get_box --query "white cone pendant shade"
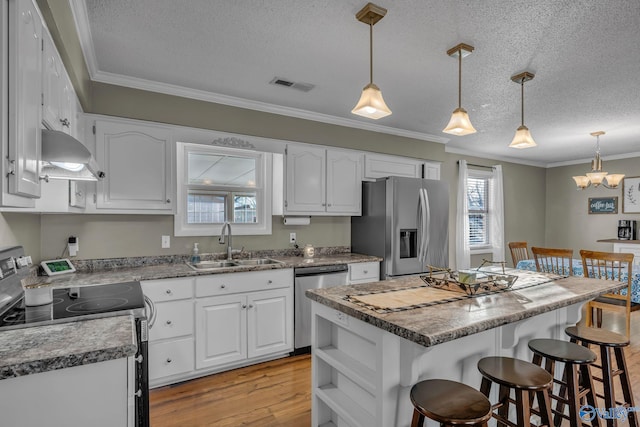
[509,72,537,149]
[572,176,590,189]
[443,108,476,136]
[352,83,392,119]
[509,125,537,149]
[604,174,625,188]
[443,43,476,136]
[351,3,391,120]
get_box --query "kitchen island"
[305,268,627,427]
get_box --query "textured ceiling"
[74,0,640,166]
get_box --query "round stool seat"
[410,379,492,425]
[478,357,552,390]
[528,338,597,364]
[565,325,629,347]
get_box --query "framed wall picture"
[588,197,618,214]
[622,176,640,213]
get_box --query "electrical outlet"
[335,310,349,326]
[161,235,170,248]
[289,232,296,243]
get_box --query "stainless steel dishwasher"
[294,264,349,353]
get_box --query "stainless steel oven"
[0,246,151,427]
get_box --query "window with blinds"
[467,176,489,246]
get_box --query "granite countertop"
[0,315,136,380]
[5,250,379,379]
[23,252,381,289]
[305,268,626,348]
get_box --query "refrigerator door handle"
[421,188,431,264]
[418,188,429,264]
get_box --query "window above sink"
[175,142,273,236]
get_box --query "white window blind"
[467,176,489,247]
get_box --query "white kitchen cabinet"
[195,268,293,371]
[612,242,640,266]
[0,358,131,427]
[141,277,195,387]
[363,153,441,181]
[285,144,361,215]
[94,119,174,211]
[6,0,43,200]
[348,261,380,285]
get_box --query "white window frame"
[174,142,272,236]
[467,169,493,254]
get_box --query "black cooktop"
[0,281,145,329]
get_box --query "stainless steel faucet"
[219,222,232,260]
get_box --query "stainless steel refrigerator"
[351,176,449,278]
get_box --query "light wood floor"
[150,311,640,427]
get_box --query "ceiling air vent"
[269,77,315,92]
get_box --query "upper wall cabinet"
[94,120,174,212]
[284,144,361,215]
[42,32,77,137]
[363,153,441,181]
[5,0,43,200]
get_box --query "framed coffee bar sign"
[588,197,618,214]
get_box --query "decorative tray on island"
[421,261,518,296]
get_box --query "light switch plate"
[161,235,170,248]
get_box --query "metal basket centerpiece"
[421,261,518,296]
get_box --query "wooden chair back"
[508,242,530,268]
[531,247,574,276]
[579,250,634,337]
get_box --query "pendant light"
[572,131,624,189]
[509,72,537,149]
[351,3,392,120]
[443,43,476,136]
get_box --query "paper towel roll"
[283,216,311,226]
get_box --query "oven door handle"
[144,295,157,329]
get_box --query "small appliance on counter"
[618,220,637,240]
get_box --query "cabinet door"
[59,73,75,135]
[423,161,441,180]
[363,153,423,179]
[195,295,246,369]
[95,120,173,210]
[7,0,43,198]
[247,288,292,359]
[326,150,362,214]
[41,31,62,130]
[285,144,326,213]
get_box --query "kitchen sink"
[187,260,238,271]
[186,258,283,271]
[233,258,283,266]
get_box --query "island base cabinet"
[311,300,584,427]
[0,358,130,427]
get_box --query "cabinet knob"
[221,284,226,289]
[242,304,247,309]
[267,280,273,284]
[322,203,326,206]
[166,358,172,364]
[166,320,172,326]
[248,304,254,309]
[60,118,70,128]
[165,289,172,295]
[328,204,332,207]
[166,199,171,203]
[363,270,368,274]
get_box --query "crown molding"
[444,145,547,168]
[68,0,98,77]
[547,151,640,168]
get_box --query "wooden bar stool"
[528,338,599,427]
[565,326,639,427]
[478,356,554,427]
[410,379,492,426]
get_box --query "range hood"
[40,129,105,181]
